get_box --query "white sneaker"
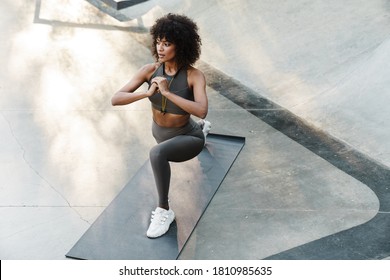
[198,119,211,141]
[146,207,175,238]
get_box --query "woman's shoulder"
[139,62,161,80]
[187,66,205,81]
[140,62,161,74]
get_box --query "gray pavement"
[0,0,388,259]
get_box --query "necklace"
[161,65,180,114]
[161,77,174,114]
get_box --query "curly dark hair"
[150,13,202,68]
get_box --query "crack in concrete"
[0,112,91,225]
[0,212,81,240]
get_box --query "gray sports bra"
[148,63,194,115]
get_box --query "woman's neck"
[164,62,179,76]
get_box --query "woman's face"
[156,37,176,63]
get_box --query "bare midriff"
[152,107,190,127]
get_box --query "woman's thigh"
[152,134,204,162]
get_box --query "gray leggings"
[150,118,205,206]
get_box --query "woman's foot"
[198,119,211,144]
[146,207,175,238]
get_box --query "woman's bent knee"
[149,146,163,165]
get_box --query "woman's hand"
[146,82,159,97]
[151,77,170,96]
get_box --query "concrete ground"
[0,0,389,259]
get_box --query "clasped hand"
[148,77,170,97]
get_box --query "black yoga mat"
[66,133,245,260]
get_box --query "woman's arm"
[151,68,208,118]
[111,64,158,106]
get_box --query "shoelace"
[150,211,169,225]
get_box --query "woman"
[111,13,211,238]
